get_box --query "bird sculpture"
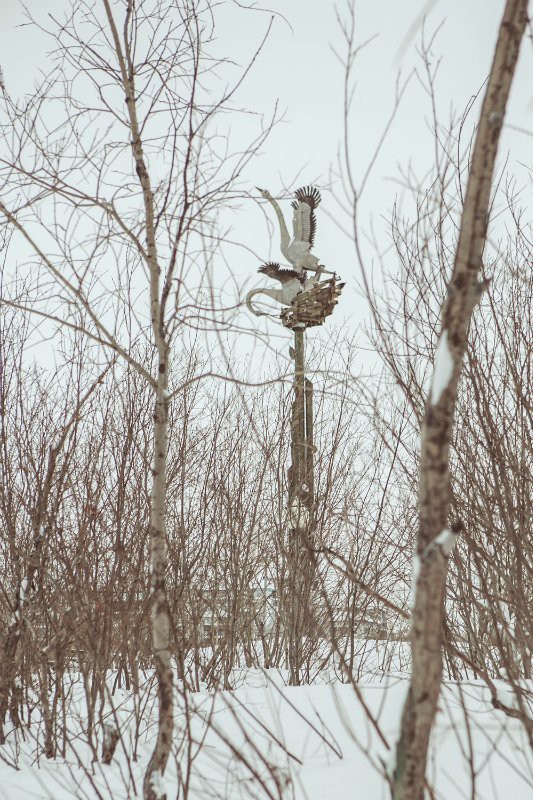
[246,262,319,318]
[256,186,322,274]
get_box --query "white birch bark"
[102,4,174,795]
[391,2,529,797]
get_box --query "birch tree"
[0,1,272,796]
[336,0,528,794]
[390,1,529,797]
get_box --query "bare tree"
[334,0,529,796]
[0,1,273,795]
[391,3,528,797]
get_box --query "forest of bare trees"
[0,1,531,799]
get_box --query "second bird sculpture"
[246,262,318,317]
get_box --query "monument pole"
[287,323,315,684]
[247,186,344,685]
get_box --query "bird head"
[256,187,272,200]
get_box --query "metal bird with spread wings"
[256,186,322,274]
[246,262,313,317]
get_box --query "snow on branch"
[419,529,458,564]
[19,577,29,605]
[149,770,166,799]
[434,528,458,557]
[430,330,454,405]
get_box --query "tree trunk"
[144,371,173,800]
[391,1,528,797]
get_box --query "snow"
[149,770,166,799]
[430,330,454,405]
[1,668,532,800]
[289,499,310,528]
[434,528,458,557]
[19,578,29,605]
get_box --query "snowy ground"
[1,666,532,799]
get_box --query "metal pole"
[304,378,315,507]
[287,325,315,685]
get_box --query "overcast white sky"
[1,0,531,380]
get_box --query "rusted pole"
[304,378,315,505]
[287,325,316,685]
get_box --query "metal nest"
[280,276,345,330]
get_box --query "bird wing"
[258,263,302,283]
[291,186,321,248]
